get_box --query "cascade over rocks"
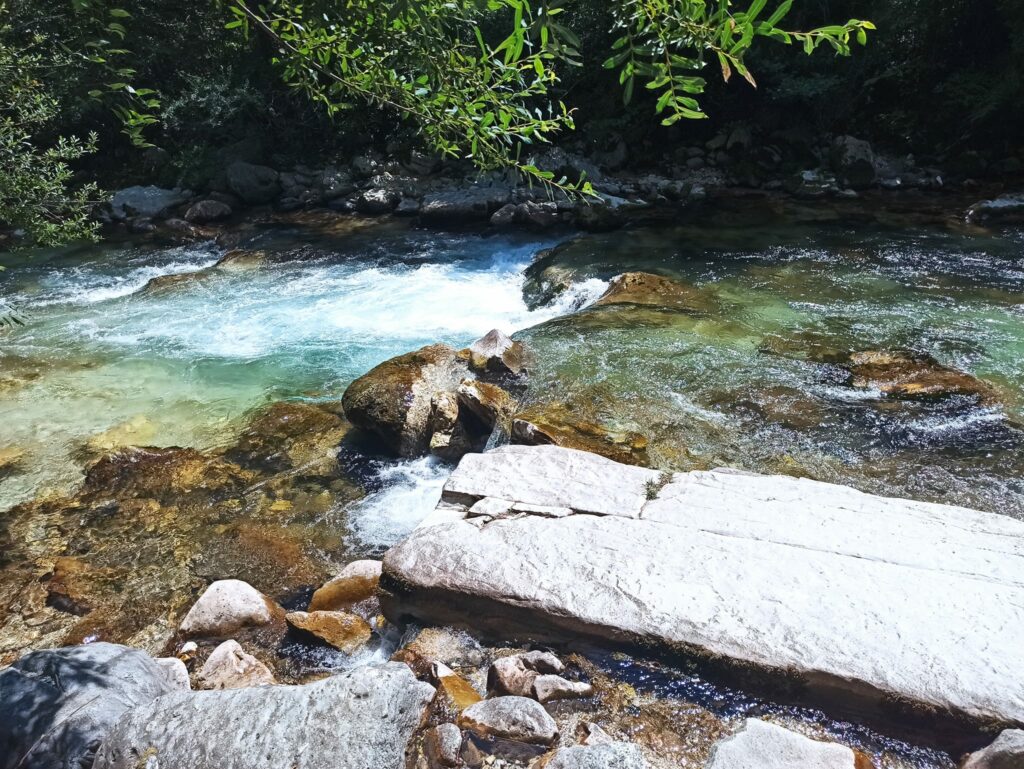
[382,444,1024,733]
[706,719,866,769]
[0,643,186,769]
[92,663,435,769]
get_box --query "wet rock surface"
[511,402,650,467]
[961,730,1024,769]
[593,272,719,315]
[308,559,382,613]
[93,663,435,769]
[285,610,372,652]
[0,643,184,769]
[837,351,997,403]
[383,445,1024,732]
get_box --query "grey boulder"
[0,642,185,769]
[184,199,232,224]
[93,662,434,769]
[110,186,190,221]
[706,719,858,769]
[457,696,558,745]
[420,187,511,224]
[541,742,650,769]
[226,161,281,205]
[962,730,1024,769]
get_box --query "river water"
[1,199,1020,767]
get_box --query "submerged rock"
[511,402,650,466]
[540,742,650,769]
[457,696,558,746]
[93,663,435,769]
[342,343,468,456]
[706,719,863,769]
[392,626,485,678]
[840,350,996,403]
[196,639,276,690]
[593,272,718,315]
[308,559,382,613]
[961,729,1024,769]
[0,643,184,769]
[179,579,280,639]
[383,445,1024,731]
[285,610,372,652]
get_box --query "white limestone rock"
[93,663,435,769]
[457,696,558,745]
[542,742,650,769]
[706,720,857,769]
[383,445,1024,729]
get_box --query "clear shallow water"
[518,197,1024,516]
[0,219,599,509]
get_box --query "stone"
[343,344,468,456]
[184,199,232,224]
[285,610,372,652]
[707,719,858,769]
[966,194,1024,224]
[961,730,1024,769]
[391,626,485,677]
[540,742,650,769]
[424,723,464,768]
[93,663,435,769]
[488,651,565,696]
[110,186,189,220]
[441,444,661,517]
[430,391,462,434]
[511,403,650,467]
[0,643,182,769]
[830,136,877,189]
[382,445,1024,730]
[420,187,511,224]
[308,560,382,612]
[457,696,558,746]
[593,272,718,315]
[0,445,24,473]
[226,161,281,205]
[196,639,276,690]
[532,674,594,704]
[840,350,996,403]
[457,379,515,429]
[356,187,400,214]
[155,657,192,691]
[178,579,279,638]
[468,329,526,376]
[785,169,839,199]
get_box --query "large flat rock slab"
[382,446,1024,732]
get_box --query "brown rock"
[594,272,718,314]
[308,560,382,613]
[228,401,350,475]
[468,329,526,376]
[511,403,649,467]
[0,446,24,474]
[286,610,372,652]
[842,351,996,402]
[342,344,469,456]
[432,662,483,718]
[457,379,515,429]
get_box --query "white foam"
[344,457,450,551]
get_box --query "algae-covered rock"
[593,272,718,315]
[840,350,996,403]
[512,402,650,467]
[342,344,469,456]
